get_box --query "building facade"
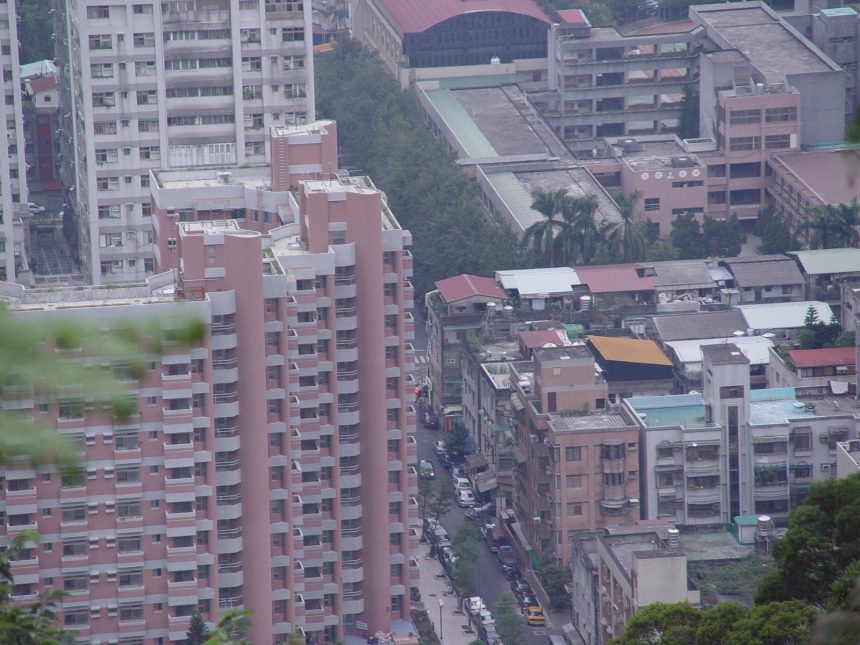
[0,0,32,284]
[0,123,418,644]
[52,0,315,285]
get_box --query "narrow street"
[416,426,548,645]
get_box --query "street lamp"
[438,597,444,642]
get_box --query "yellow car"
[524,605,545,626]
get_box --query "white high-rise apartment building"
[53,0,315,284]
[0,0,31,284]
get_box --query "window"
[793,431,812,451]
[644,198,660,212]
[566,474,582,488]
[603,472,624,486]
[62,504,86,523]
[119,570,143,587]
[600,443,624,460]
[133,32,155,48]
[566,502,583,516]
[117,501,142,519]
[729,136,760,152]
[282,27,304,41]
[91,63,114,79]
[720,385,744,399]
[118,535,142,553]
[89,34,112,50]
[64,609,88,627]
[87,6,110,19]
[565,446,582,461]
[120,603,144,622]
[765,134,791,150]
[63,539,87,557]
[765,106,796,123]
[729,109,760,125]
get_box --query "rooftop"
[618,139,701,172]
[693,3,837,83]
[666,335,773,367]
[372,0,550,35]
[519,329,568,349]
[20,59,56,80]
[270,119,335,139]
[179,220,259,236]
[557,9,590,26]
[723,255,804,288]
[435,273,507,304]
[789,248,860,276]
[820,7,858,17]
[738,300,833,331]
[496,267,581,296]
[748,388,816,425]
[549,412,635,434]
[787,346,856,369]
[153,165,272,190]
[627,393,716,429]
[575,264,654,294]
[647,260,715,290]
[773,150,860,207]
[587,335,672,367]
[513,167,622,226]
[481,361,514,390]
[651,309,749,342]
[678,530,754,562]
[702,342,750,366]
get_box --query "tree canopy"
[755,473,860,608]
[315,39,528,295]
[18,0,54,64]
[801,201,860,250]
[609,600,815,645]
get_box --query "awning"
[443,404,463,415]
[600,499,626,509]
[510,393,524,412]
[512,446,527,464]
[752,436,788,444]
[466,453,488,470]
[476,477,498,494]
[830,380,850,395]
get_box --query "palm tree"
[802,200,860,249]
[608,191,645,262]
[562,194,602,265]
[523,189,568,266]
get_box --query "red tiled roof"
[518,330,566,349]
[374,0,550,35]
[28,76,57,93]
[788,347,856,369]
[435,274,506,303]
[575,264,654,294]
[557,9,588,25]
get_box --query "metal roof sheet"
[587,335,672,366]
[496,267,581,296]
[373,0,550,35]
[789,248,860,276]
[738,300,833,331]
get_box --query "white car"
[457,489,475,507]
[27,202,45,214]
[465,596,486,615]
[433,440,447,456]
[453,476,472,492]
[477,608,495,626]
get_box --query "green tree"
[523,189,568,267]
[608,191,647,262]
[610,602,701,644]
[721,601,814,645]
[494,592,526,645]
[538,563,572,612]
[755,473,860,607]
[562,194,604,265]
[645,238,680,262]
[815,571,860,645]
[204,610,252,645]
[451,526,479,607]
[678,83,700,140]
[754,206,799,254]
[670,212,706,259]
[286,632,305,645]
[0,530,74,644]
[319,0,349,32]
[444,421,470,460]
[703,214,745,257]
[694,602,746,645]
[17,0,54,64]
[187,609,210,645]
[802,201,860,250]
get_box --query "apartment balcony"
[685,486,721,504]
[219,594,244,609]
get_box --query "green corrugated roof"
[484,171,543,232]
[821,7,857,17]
[789,248,860,275]
[422,88,497,159]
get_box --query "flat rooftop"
[549,412,634,433]
[180,219,259,236]
[678,530,754,562]
[627,394,715,429]
[773,150,860,207]
[153,165,272,190]
[694,3,836,82]
[513,167,622,226]
[482,361,514,390]
[748,388,816,426]
[616,139,701,172]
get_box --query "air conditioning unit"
[820,463,831,472]
[530,434,539,443]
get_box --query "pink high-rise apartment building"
[0,122,419,644]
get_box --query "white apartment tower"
[53,0,315,284]
[0,0,31,284]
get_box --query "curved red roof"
[374,0,550,35]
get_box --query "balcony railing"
[211,322,236,335]
[214,392,239,403]
[218,560,243,573]
[213,358,238,369]
[219,595,244,609]
[215,460,240,472]
[217,527,242,539]
[217,494,241,506]
[215,426,239,438]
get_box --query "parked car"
[466,596,486,616]
[486,526,508,553]
[419,460,435,479]
[477,609,495,627]
[422,409,440,429]
[433,440,447,457]
[481,623,502,645]
[524,606,545,626]
[497,544,515,566]
[26,202,45,214]
[453,476,472,492]
[456,489,476,507]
